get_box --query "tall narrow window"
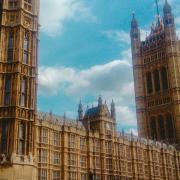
[19,122,25,155]
[0,121,9,154]
[41,128,48,144]
[20,77,27,107]
[7,31,14,62]
[146,72,153,94]
[53,171,60,180]
[23,33,29,64]
[9,0,18,8]
[153,69,160,92]
[53,132,60,146]
[39,169,48,180]
[53,151,60,164]
[166,114,174,139]
[161,67,168,90]
[69,134,75,149]
[150,117,157,140]
[80,137,86,151]
[158,115,165,140]
[24,0,32,4]
[80,155,86,167]
[4,76,11,105]
[40,149,48,163]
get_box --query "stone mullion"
[77,135,79,180]
[26,76,29,108]
[151,71,155,94]
[24,120,28,155]
[174,151,180,179]
[15,120,19,154]
[0,74,2,105]
[155,117,160,141]
[161,150,168,180]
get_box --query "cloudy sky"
[38,0,180,135]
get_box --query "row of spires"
[131,0,174,39]
[78,96,116,120]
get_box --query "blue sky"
[38,0,180,134]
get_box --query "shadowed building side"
[131,0,180,145]
[0,0,39,179]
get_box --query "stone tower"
[131,0,180,145]
[0,0,39,179]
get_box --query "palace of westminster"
[0,0,179,179]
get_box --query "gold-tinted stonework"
[0,0,179,180]
[131,1,180,145]
[35,104,180,180]
[0,0,39,179]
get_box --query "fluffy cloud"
[38,54,136,129]
[40,0,95,36]
[102,30,130,45]
[102,29,150,45]
[39,60,133,96]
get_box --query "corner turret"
[111,100,116,121]
[130,13,141,58]
[78,100,83,121]
[98,95,103,107]
[163,0,176,40]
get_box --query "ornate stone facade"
[0,0,39,179]
[0,0,179,180]
[131,0,180,145]
[36,101,180,180]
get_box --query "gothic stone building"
[0,0,179,180]
[131,0,180,145]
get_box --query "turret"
[163,0,176,40]
[130,13,140,56]
[111,100,116,121]
[98,96,103,107]
[78,100,83,121]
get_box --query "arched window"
[4,75,11,105]
[24,0,32,4]
[161,67,168,90]
[7,31,14,62]
[23,33,29,64]
[8,0,18,8]
[0,120,10,154]
[150,117,157,140]
[153,69,160,92]
[166,114,174,139]
[20,77,28,107]
[146,72,153,94]
[18,121,26,155]
[158,115,165,140]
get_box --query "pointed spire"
[154,0,162,27]
[131,12,138,29]
[163,0,172,14]
[163,0,174,28]
[98,95,103,107]
[78,99,83,121]
[63,112,66,121]
[111,100,116,120]
[155,0,160,17]
[130,12,140,41]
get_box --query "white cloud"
[177,29,180,38]
[38,48,136,128]
[126,128,138,136]
[40,0,95,36]
[175,16,180,27]
[39,59,133,96]
[102,29,150,44]
[102,30,130,44]
[116,105,137,127]
[140,29,150,41]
